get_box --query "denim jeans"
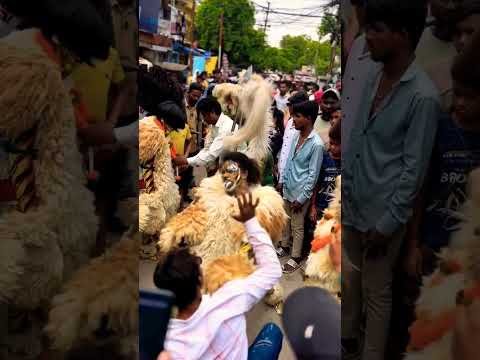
[248,323,283,360]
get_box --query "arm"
[184,138,192,157]
[187,126,227,167]
[297,143,324,205]
[376,98,439,236]
[210,217,282,314]
[107,82,129,126]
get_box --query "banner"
[205,57,218,75]
[192,56,206,81]
[139,0,161,34]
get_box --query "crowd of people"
[341,0,480,359]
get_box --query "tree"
[196,0,266,65]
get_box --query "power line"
[263,1,271,32]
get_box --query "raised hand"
[232,191,260,223]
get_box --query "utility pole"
[263,2,271,33]
[218,10,224,70]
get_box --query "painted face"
[220,160,243,194]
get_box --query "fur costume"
[45,229,140,360]
[158,173,287,303]
[404,168,480,360]
[304,176,341,299]
[212,74,274,162]
[0,31,97,358]
[138,116,180,236]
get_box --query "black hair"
[311,83,320,92]
[322,90,340,101]
[365,0,428,51]
[273,107,285,135]
[329,118,341,142]
[2,0,111,62]
[288,90,309,105]
[322,85,330,91]
[279,80,289,87]
[138,69,186,130]
[196,96,222,116]
[153,248,201,311]
[220,151,261,185]
[451,30,480,91]
[292,101,320,122]
[189,82,204,93]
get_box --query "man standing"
[274,80,290,112]
[185,83,203,155]
[341,1,440,359]
[173,97,237,169]
[277,101,324,274]
[277,91,309,183]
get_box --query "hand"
[78,122,115,146]
[403,246,423,279]
[329,237,341,272]
[291,201,302,213]
[453,301,480,360]
[365,229,389,258]
[173,155,188,167]
[157,351,171,360]
[232,192,260,223]
[309,207,318,223]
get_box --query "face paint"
[220,160,242,194]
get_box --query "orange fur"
[204,254,255,294]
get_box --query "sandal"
[282,258,301,274]
[276,247,289,258]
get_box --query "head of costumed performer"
[219,151,261,196]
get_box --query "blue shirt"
[282,130,324,205]
[343,61,440,236]
[421,113,480,251]
[315,151,341,212]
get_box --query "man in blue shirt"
[341,1,440,359]
[276,100,324,274]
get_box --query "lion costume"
[404,168,480,360]
[304,176,341,300]
[0,29,98,358]
[138,116,180,237]
[158,171,288,305]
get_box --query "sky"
[253,0,333,47]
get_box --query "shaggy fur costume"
[404,168,480,360]
[212,74,274,162]
[304,176,341,299]
[45,229,140,360]
[158,174,287,303]
[138,116,180,236]
[0,31,98,359]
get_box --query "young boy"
[277,100,324,273]
[309,119,342,224]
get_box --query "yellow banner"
[205,56,218,75]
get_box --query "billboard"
[139,0,162,34]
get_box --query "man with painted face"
[341,1,440,359]
[219,151,261,197]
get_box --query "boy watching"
[277,100,324,274]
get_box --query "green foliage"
[195,0,336,75]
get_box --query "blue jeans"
[248,323,283,360]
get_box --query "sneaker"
[276,247,289,258]
[282,258,301,274]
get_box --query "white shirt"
[187,113,237,167]
[341,34,376,156]
[274,93,289,112]
[278,118,298,180]
[164,218,282,360]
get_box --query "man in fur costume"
[159,151,288,308]
[304,176,342,300]
[403,168,480,360]
[43,228,140,360]
[0,0,111,357]
[211,72,274,163]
